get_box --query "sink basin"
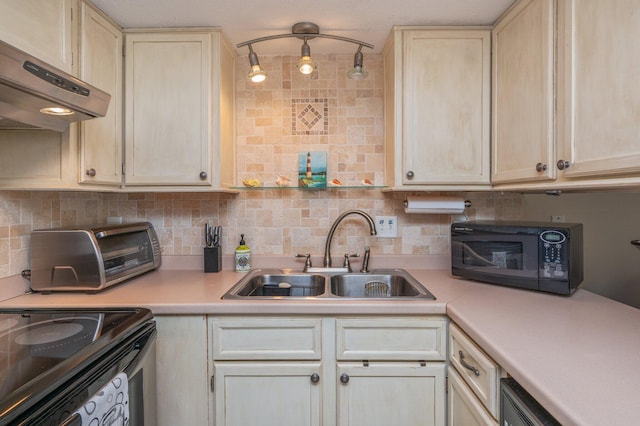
[221,268,436,301]
[330,270,436,299]
[222,270,325,299]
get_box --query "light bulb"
[40,107,74,116]
[298,56,316,75]
[248,64,267,83]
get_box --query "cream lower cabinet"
[337,362,445,426]
[448,369,496,426]
[214,362,323,426]
[335,317,447,426]
[448,323,501,426]
[211,316,447,426]
[212,317,323,426]
[383,27,491,190]
[155,315,210,426]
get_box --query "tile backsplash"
[0,190,522,278]
[0,53,523,279]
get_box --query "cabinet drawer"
[336,317,447,361]
[212,317,322,360]
[449,323,500,418]
[448,368,498,426]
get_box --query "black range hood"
[0,40,111,131]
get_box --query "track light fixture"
[247,44,267,83]
[346,45,368,80]
[297,37,317,75]
[237,22,374,83]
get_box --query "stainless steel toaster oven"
[29,222,161,292]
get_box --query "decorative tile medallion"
[292,98,329,135]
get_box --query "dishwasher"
[500,377,560,426]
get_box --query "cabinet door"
[448,368,497,426]
[336,362,445,426]
[214,362,322,426]
[79,4,122,185]
[125,32,212,186]
[0,0,75,72]
[155,315,210,426]
[402,30,490,186]
[558,0,640,179]
[492,0,555,184]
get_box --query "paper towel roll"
[403,196,469,214]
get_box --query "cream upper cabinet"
[491,0,555,184]
[0,128,78,189]
[383,27,491,190]
[124,30,235,189]
[78,3,122,186]
[557,0,640,180]
[0,0,76,73]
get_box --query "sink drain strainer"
[365,281,390,297]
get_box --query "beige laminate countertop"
[1,262,638,425]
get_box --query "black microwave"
[451,221,583,295]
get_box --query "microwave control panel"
[539,230,568,279]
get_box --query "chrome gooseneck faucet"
[323,209,377,268]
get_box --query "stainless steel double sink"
[221,268,436,300]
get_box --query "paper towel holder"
[402,198,472,208]
[402,196,472,215]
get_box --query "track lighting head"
[247,45,267,83]
[297,38,317,75]
[347,46,369,80]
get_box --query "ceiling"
[90,0,516,55]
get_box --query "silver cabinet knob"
[85,168,96,177]
[199,171,208,179]
[557,160,571,170]
[310,373,320,383]
[535,163,547,172]
[340,373,350,384]
[406,171,414,179]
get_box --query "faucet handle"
[343,253,360,272]
[296,253,312,272]
[360,246,371,273]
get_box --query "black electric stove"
[0,308,156,426]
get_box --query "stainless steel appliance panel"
[30,222,161,293]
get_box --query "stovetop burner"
[15,322,85,345]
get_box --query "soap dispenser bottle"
[234,234,251,272]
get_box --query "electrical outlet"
[551,215,566,223]
[107,216,123,224]
[375,216,398,238]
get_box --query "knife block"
[204,247,222,273]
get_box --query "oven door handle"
[124,328,157,376]
[59,413,82,426]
